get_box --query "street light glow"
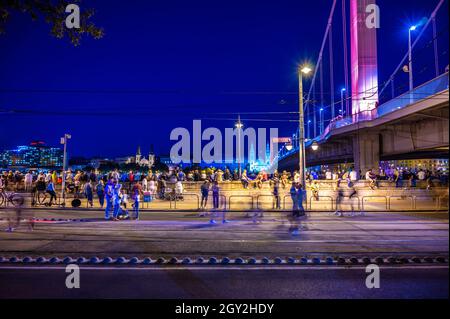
[409,25,417,31]
[311,141,319,151]
[300,66,312,74]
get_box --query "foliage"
[0,0,104,46]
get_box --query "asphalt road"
[0,265,447,299]
[0,210,448,259]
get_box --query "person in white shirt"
[417,169,426,181]
[325,170,332,180]
[24,171,33,192]
[141,177,148,192]
[349,170,358,181]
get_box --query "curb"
[0,255,447,266]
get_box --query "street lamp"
[307,120,311,140]
[298,64,312,188]
[235,115,244,177]
[340,88,346,116]
[60,133,71,206]
[408,25,417,93]
[319,108,324,134]
[311,141,319,151]
[285,142,293,151]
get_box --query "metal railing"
[361,196,389,211]
[228,195,254,211]
[309,196,335,211]
[388,195,414,210]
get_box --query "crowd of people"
[0,165,447,235]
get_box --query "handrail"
[335,194,361,211]
[172,193,200,210]
[361,196,388,211]
[228,195,254,211]
[309,195,335,211]
[388,195,414,210]
[256,194,279,210]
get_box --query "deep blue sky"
[0,0,448,158]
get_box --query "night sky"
[0,0,448,159]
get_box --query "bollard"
[142,257,152,265]
[274,257,283,264]
[337,257,346,265]
[9,256,19,263]
[23,256,33,263]
[287,257,296,264]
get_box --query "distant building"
[124,146,154,168]
[0,141,63,168]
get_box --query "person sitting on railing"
[311,180,320,201]
[280,171,289,189]
[365,169,377,190]
[241,170,249,189]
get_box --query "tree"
[0,0,104,46]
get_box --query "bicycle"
[0,190,25,207]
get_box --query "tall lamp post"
[298,65,312,188]
[60,133,71,206]
[408,25,417,93]
[340,88,346,116]
[235,115,244,177]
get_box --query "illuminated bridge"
[276,0,449,176]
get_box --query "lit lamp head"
[300,66,312,75]
[311,141,319,151]
[285,143,293,151]
[235,121,244,129]
[409,25,417,31]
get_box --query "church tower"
[136,145,141,163]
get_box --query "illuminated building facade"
[0,141,63,168]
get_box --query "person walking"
[209,182,222,224]
[84,181,94,208]
[272,178,281,209]
[46,180,57,206]
[96,180,105,208]
[112,182,122,221]
[200,181,210,212]
[104,179,114,220]
[131,182,143,220]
